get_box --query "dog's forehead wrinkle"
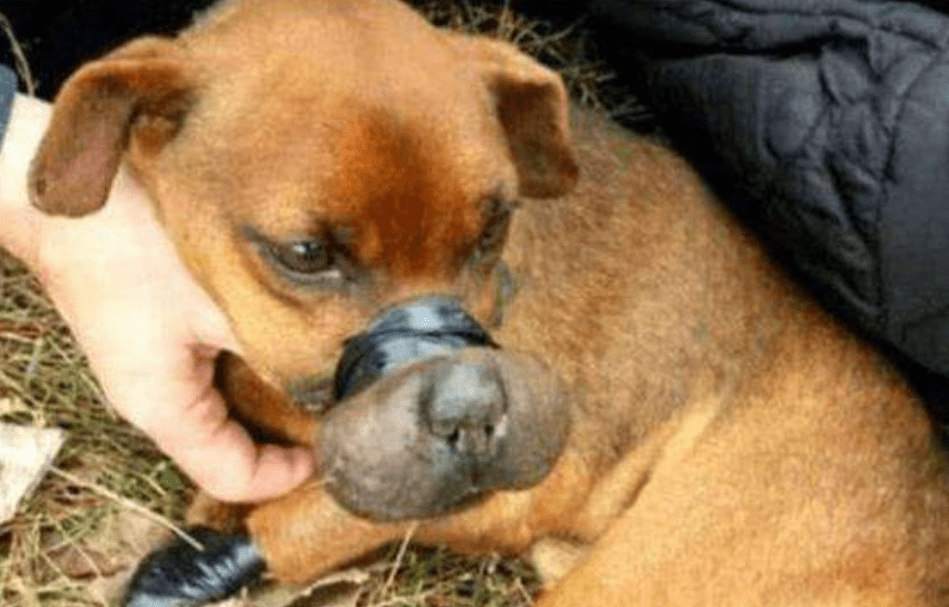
[302,104,498,278]
[186,37,511,240]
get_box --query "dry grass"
[0,12,35,95]
[409,0,651,125]
[355,546,540,607]
[0,2,643,606]
[0,253,191,607]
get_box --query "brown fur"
[30,1,949,604]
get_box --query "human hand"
[0,94,314,502]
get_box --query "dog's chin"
[317,349,571,522]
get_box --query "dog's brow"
[239,224,320,246]
[328,225,357,249]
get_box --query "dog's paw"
[122,527,265,607]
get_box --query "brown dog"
[28,0,949,605]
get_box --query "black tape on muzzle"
[333,296,496,401]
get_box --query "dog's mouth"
[287,296,496,417]
[332,296,497,401]
[315,295,570,521]
[319,348,570,521]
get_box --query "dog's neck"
[498,110,841,476]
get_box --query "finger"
[149,389,316,503]
[163,420,316,503]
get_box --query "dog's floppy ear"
[29,36,195,217]
[466,38,579,199]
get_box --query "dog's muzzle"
[333,295,496,401]
[321,296,570,521]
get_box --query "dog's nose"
[333,295,495,400]
[424,360,507,462]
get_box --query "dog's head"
[29,0,577,403]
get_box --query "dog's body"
[29,0,949,604]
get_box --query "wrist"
[0,93,52,269]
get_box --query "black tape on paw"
[334,296,494,401]
[122,527,265,607]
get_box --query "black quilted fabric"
[593,0,949,376]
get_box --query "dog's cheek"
[237,298,366,388]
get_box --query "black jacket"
[592,0,949,383]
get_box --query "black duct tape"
[122,527,265,607]
[333,296,496,401]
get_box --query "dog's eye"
[473,203,512,261]
[271,240,334,276]
[243,226,347,287]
